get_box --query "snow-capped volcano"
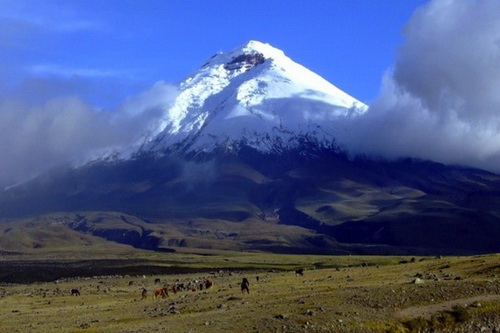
[147,40,367,153]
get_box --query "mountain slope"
[146,40,366,154]
[1,148,499,255]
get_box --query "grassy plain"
[0,252,499,332]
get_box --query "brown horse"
[204,279,214,289]
[153,288,169,299]
[70,289,80,296]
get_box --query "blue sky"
[0,0,427,107]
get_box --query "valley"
[0,252,498,332]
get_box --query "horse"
[140,288,147,300]
[153,288,169,299]
[154,278,161,284]
[204,279,214,289]
[295,268,305,276]
[241,278,250,294]
[70,289,80,296]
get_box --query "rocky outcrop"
[224,52,265,70]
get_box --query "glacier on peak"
[146,40,367,154]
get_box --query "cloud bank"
[336,0,500,173]
[0,81,178,188]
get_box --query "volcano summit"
[145,40,366,154]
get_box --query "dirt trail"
[394,294,500,319]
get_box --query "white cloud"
[0,0,105,34]
[28,64,123,79]
[336,0,500,174]
[0,82,178,188]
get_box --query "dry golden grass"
[0,253,498,332]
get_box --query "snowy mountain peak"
[147,41,367,154]
[201,41,283,69]
[229,40,285,60]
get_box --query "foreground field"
[0,253,499,332]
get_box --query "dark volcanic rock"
[224,52,266,70]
